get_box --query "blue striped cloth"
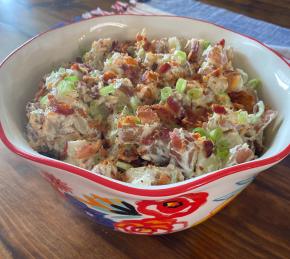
[148,0,290,47]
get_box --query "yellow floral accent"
[191,193,240,227]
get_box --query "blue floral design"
[65,193,115,228]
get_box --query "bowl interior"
[0,15,289,173]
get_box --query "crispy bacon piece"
[212,104,227,114]
[167,96,182,115]
[118,145,139,162]
[182,107,209,129]
[219,39,225,47]
[228,91,256,113]
[151,104,175,126]
[203,140,214,158]
[136,106,160,124]
[118,116,139,128]
[70,63,79,70]
[52,103,74,115]
[103,71,117,82]
[76,141,101,159]
[159,63,171,73]
[141,70,159,84]
[170,131,183,151]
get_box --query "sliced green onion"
[65,75,79,82]
[209,128,223,142]
[161,86,173,101]
[176,78,187,94]
[193,127,208,137]
[247,78,261,90]
[116,161,132,171]
[216,93,231,105]
[40,95,49,107]
[237,111,249,124]
[57,77,77,96]
[173,50,187,64]
[130,96,140,112]
[202,40,211,50]
[99,84,115,96]
[216,140,230,160]
[187,88,203,100]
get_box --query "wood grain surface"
[0,1,289,258]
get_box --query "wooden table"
[0,1,289,258]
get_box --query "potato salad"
[26,30,277,186]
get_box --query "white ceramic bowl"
[0,15,289,235]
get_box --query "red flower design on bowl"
[114,218,187,235]
[137,192,208,218]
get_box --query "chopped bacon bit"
[219,39,225,47]
[52,103,74,115]
[159,128,170,141]
[103,71,117,82]
[151,63,158,71]
[118,116,139,128]
[119,85,134,96]
[124,56,138,66]
[143,41,151,51]
[141,132,156,145]
[70,63,79,70]
[76,108,88,118]
[159,63,171,73]
[193,133,201,140]
[77,141,101,159]
[151,104,175,126]
[156,173,171,185]
[141,70,159,83]
[136,106,160,124]
[170,131,183,151]
[228,91,256,113]
[121,64,140,83]
[136,34,146,42]
[212,104,227,114]
[167,96,181,115]
[210,68,221,77]
[203,140,214,158]
[118,145,139,162]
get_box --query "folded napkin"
[81,1,290,63]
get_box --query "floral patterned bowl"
[0,15,289,235]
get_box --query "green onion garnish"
[161,86,173,101]
[57,77,78,97]
[247,78,261,90]
[40,95,49,106]
[176,78,187,94]
[209,128,223,142]
[193,127,208,137]
[202,40,211,50]
[237,111,248,124]
[99,84,115,96]
[216,140,230,160]
[187,88,203,100]
[173,50,187,64]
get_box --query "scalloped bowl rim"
[0,14,289,197]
